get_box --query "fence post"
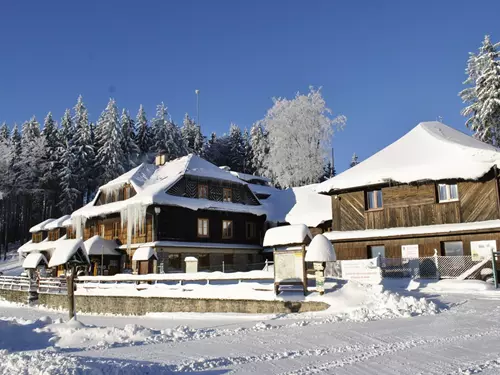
[265,259,268,272]
[433,249,440,280]
[222,260,225,273]
[67,266,76,320]
[492,250,498,289]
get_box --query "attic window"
[198,184,208,199]
[438,184,459,203]
[155,154,166,166]
[366,189,383,210]
[223,188,232,202]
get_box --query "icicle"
[120,203,147,249]
[72,215,87,239]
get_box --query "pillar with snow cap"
[185,256,198,273]
[305,234,336,295]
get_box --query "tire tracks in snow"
[165,328,500,373]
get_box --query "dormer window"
[155,153,166,166]
[198,184,208,199]
[438,184,459,203]
[223,188,232,202]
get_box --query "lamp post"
[195,89,200,127]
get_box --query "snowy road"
[1,289,500,374]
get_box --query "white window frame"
[366,189,383,210]
[438,183,459,203]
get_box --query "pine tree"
[57,138,80,214]
[41,112,61,186]
[135,104,151,159]
[460,35,500,145]
[350,153,359,168]
[0,122,9,141]
[227,123,245,171]
[60,109,74,145]
[250,121,270,177]
[73,96,96,204]
[260,87,346,187]
[120,109,140,170]
[95,98,125,184]
[242,128,254,174]
[151,102,187,160]
[10,124,21,162]
[181,113,204,155]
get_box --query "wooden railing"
[0,276,33,291]
[0,276,67,294]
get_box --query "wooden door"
[139,261,149,275]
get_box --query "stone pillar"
[185,257,198,273]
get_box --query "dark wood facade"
[331,174,500,232]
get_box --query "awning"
[22,253,48,269]
[132,247,157,261]
[84,235,121,256]
[48,239,90,268]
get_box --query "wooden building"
[71,154,267,274]
[317,121,500,260]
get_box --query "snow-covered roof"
[261,184,332,227]
[18,235,69,255]
[324,220,500,242]
[62,217,73,227]
[29,219,56,233]
[48,239,89,268]
[45,215,71,230]
[317,121,500,194]
[263,224,312,247]
[230,171,271,184]
[100,163,157,193]
[72,154,265,220]
[83,236,121,256]
[305,234,336,262]
[132,246,157,261]
[22,252,48,269]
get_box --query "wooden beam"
[494,165,500,219]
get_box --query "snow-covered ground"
[1,279,500,374]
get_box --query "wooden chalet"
[71,154,267,274]
[317,121,500,260]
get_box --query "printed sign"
[470,240,496,262]
[341,257,382,284]
[274,249,305,283]
[401,244,419,259]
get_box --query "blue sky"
[1,0,499,172]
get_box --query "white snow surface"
[305,234,336,262]
[263,224,312,247]
[22,252,48,269]
[48,239,88,268]
[44,215,71,230]
[5,278,500,375]
[317,121,500,193]
[230,170,272,183]
[83,235,120,256]
[324,219,500,241]
[29,218,56,233]
[131,246,157,261]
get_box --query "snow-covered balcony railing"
[76,270,275,288]
[0,276,33,291]
[38,278,68,294]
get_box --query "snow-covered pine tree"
[242,128,254,174]
[10,124,21,163]
[135,104,151,160]
[350,153,359,168]
[460,35,500,145]
[250,121,270,177]
[41,112,61,186]
[120,109,140,170]
[60,109,74,145]
[260,87,346,187]
[73,96,96,204]
[57,138,80,214]
[95,98,125,184]
[0,122,9,141]
[151,103,187,161]
[227,123,245,172]
[181,113,204,155]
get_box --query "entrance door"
[139,261,149,275]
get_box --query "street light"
[195,89,200,127]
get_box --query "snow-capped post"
[184,256,198,273]
[263,224,312,296]
[305,234,336,295]
[433,249,440,279]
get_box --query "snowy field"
[1,276,500,374]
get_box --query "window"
[124,186,131,200]
[198,184,208,199]
[89,224,96,238]
[198,253,210,269]
[32,232,42,243]
[366,189,383,210]
[438,184,459,202]
[368,245,385,258]
[112,222,120,238]
[222,220,233,239]
[66,226,75,239]
[442,241,464,256]
[100,224,105,237]
[223,188,232,202]
[197,218,209,237]
[167,253,182,272]
[246,222,256,239]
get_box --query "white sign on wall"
[341,257,382,284]
[401,244,419,259]
[470,240,497,262]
